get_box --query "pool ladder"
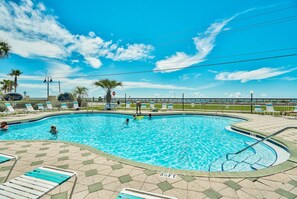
[209,126,297,171]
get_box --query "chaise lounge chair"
[73,102,81,110]
[0,165,77,199]
[46,101,57,111]
[254,105,263,114]
[117,188,177,199]
[265,103,280,115]
[150,102,155,109]
[141,103,147,110]
[0,153,18,183]
[37,103,46,111]
[168,103,174,111]
[61,103,68,110]
[161,103,167,111]
[25,104,39,113]
[125,102,131,110]
[4,103,17,115]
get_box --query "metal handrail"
[209,126,297,171]
[233,126,297,156]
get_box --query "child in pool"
[0,122,8,131]
[50,125,58,134]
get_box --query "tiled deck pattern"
[0,111,296,199]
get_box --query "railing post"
[182,93,184,111]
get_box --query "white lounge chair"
[4,103,17,115]
[141,103,147,110]
[46,101,58,111]
[105,103,116,110]
[150,102,155,109]
[161,103,167,110]
[117,188,177,199]
[290,106,297,113]
[0,165,77,199]
[168,103,174,111]
[61,103,68,110]
[73,102,81,110]
[0,153,18,183]
[37,103,46,111]
[126,102,131,109]
[265,103,280,115]
[25,104,38,113]
[254,105,263,114]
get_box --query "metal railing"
[209,127,297,171]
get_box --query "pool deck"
[0,110,297,199]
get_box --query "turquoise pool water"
[0,114,279,171]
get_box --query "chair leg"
[4,158,18,182]
[69,174,78,199]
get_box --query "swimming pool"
[0,113,289,172]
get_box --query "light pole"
[250,90,253,113]
[43,76,53,100]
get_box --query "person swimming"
[148,114,152,119]
[125,118,129,124]
[0,122,8,131]
[50,125,58,134]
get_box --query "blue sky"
[0,0,297,98]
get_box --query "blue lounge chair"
[0,153,18,183]
[0,165,77,199]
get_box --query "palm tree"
[0,79,14,93]
[73,86,88,107]
[8,69,23,92]
[0,41,10,58]
[93,79,122,107]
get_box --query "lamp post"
[250,90,253,113]
[43,76,53,100]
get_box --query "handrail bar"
[234,127,297,155]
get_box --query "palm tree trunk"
[14,76,17,92]
[106,89,111,107]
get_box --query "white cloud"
[192,91,203,97]
[46,61,81,77]
[196,83,218,90]
[84,57,102,68]
[112,44,154,61]
[226,92,242,98]
[215,67,297,83]
[154,16,235,73]
[0,0,154,67]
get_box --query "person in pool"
[148,114,152,119]
[50,125,58,134]
[0,121,9,131]
[125,118,129,124]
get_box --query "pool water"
[0,114,281,171]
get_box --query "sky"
[0,0,297,98]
